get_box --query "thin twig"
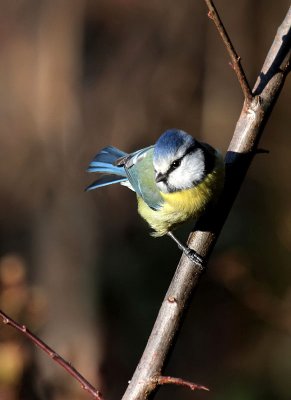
[0,310,104,400]
[204,0,253,104]
[155,376,210,392]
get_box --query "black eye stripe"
[167,157,183,175]
[167,145,197,174]
[183,143,198,156]
[159,142,216,181]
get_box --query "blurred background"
[0,0,290,399]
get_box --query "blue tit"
[86,129,224,264]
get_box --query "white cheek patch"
[168,149,205,191]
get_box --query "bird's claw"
[184,248,204,267]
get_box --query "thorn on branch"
[229,61,235,71]
[155,375,210,392]
[256,148,270,154]
[167,296,177,303]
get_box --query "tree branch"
[0,310,104,400]
[121,6,291,400]
[155,376,209,392]
[204,0,253,105]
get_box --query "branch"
[204,0,253,104]
[155,376,209,392]
[0,310,104,400]
[122,6,291,400]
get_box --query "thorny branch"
[0,310,104,400]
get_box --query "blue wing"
[86,146,128,191]
[85,175,127,191]
[86,144,164,211]
[87,146,128,175]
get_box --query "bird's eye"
[172,159,181,169]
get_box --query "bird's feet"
[166,232,204,267]
[183,247,204,267]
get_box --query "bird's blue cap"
[154,129,195,162]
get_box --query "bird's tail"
[86,146,128,191]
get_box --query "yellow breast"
[137,165,224,237]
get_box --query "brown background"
[0,1,290,399]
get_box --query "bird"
[86,129,224,264]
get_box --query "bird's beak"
[155,172,167,183]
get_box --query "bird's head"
[153,129,208,193]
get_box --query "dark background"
[0,1,290,399]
